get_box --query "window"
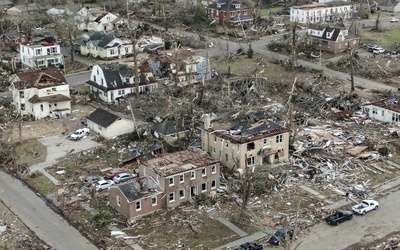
[372,108,377,114]
[201,183,207,192]
[225,154,228,161]
[169,192,175,202]
[202,168,206,177]
[93,75,96,82]
[21,104,25,111]
[211,180,216,189]
[54,103,57,107]
[19,91,24,98]
[210,146,215,153]
[263,138,268,144]
[136,201,141,211]
[247,142,255,150]
[211,165,217,174]
[225,142,229,147]
[40,104,43,112]
[51,47,56,53]
[214,136,217,142]
[116,196,121,206]
[151,196,157,206]
[179,189,185,199]
[110,49,115,55]
[101,79,104,85]
[191,171,196,179]
[179,174,184,183]
[247,156,255,166]
[52,87,56,91]
[276,135,283,143]
[381,110,384,116]
[169,177,174,186]
[118,90,122,95]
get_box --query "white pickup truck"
[70,128,90,141]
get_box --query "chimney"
[203,114,211,130]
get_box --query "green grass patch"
[14,139,47,166]
[25,174,58,196]
[360,26,400,50]
[260,7,283,17]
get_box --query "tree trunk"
[349,49,355,93]
[291,23,297,71]
[133,39,139,98]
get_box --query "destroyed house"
[139,148,221,208]
[201,114,291,170]
[363,99,400,123]
[1,32,28,51]
[149,50,211,85]
[307,23,359,53]
[86,63,157,103]
[9,67,71,120]
[151,119,190,145]
[109,177,164,219]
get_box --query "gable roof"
[94,13,107,22]
[87,108,120,128]
[2,32,26,41]
[141,148,220,177]
[76,32,122,48]
[12,67,67,90]
[207,0,250,11]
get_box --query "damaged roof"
[28,94,71,103]
[210,119,291,144]
[87,108,120,128]
[114,179,162,202]
[364,99,400,113]
[141,148,220,177]
[151,119,188,136]
[11,67,67,89]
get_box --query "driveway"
[29,134,101,184]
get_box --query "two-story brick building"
[109,148,221,220]
[201,114,291,170]
[206,0,253,26]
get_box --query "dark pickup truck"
[325,210,353,225]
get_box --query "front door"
[190,186,198,197]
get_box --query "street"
[0,171,98,250]
[297,191,400,250]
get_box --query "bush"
[165,41,172,50]
[91,210,112,227]
[378,147,389,156]
[247,45,254,58]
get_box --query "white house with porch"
[20,42,64,68]
[9,68,71,120]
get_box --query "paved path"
[217,217,248,237]
[215,231,269,250]
[0,171,98,250]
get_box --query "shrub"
[378,147,389,156]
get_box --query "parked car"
[362,23,375,29]
[352,200,379,215]
[83,176,102,186]
[268,226,294,245]
[390,18,399,22]
[325,210,353,225]
[234,242,263,250]
[70,128,90,141]
[95,180,115,192]
[104,169,125,180]
[372,48,385,54]
[113,172,138,183]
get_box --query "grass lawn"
[25,174,58,196]
[360,26,400,50]
[260,7,283,17]
[14,139,47,166]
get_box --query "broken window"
[191,171,196,179]
[247,142,255,150]
[169,177,174,186]
[19,91,24,98]
[247,156,255,166]
[21,104,25,111]
[151,196,157,206]
[211,165,217,174]
[116,196,121,206]
[276,135,283,143]
[179,174,184,183]
[169,192,175,202]
[211,180,216,189]
[136,201,141,211]
[179,189,185,199]
[201,182,207,192]
[202,168,206,176]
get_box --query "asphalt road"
[0,171,98,250]
[65,71,91,87]
[297,191,400,250]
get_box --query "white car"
[390,18,399,23]
[372,48,385,54]
[352,200,379,215]
[70,128,90,141]
[95,180,115,192]
[113,172,138,183]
